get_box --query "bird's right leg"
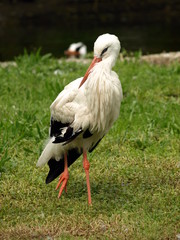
[83,150,92,205]
[56,153,69,198]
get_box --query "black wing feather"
[83,129,93,138]
[46,148,82,184]
[53,127,83,144]
[50,117,69,137]
[50,117,83,145]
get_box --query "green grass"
[0,52,179,239]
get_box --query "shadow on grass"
[54,174,132,208]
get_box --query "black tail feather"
[46,148,82,184]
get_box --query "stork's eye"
[101,47,108,56]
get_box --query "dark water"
[0,23,180,61]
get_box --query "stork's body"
[64,42,87,58]
[37,34,123,205]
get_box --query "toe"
[58,180,68,198]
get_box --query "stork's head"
[79,33,120,88]
[94,33,120,65]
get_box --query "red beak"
[79,56,102,88]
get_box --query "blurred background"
[0,0,180,61]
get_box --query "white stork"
[64,42,87,58]
[37,33,123,205]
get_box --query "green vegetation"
[0,52,179,239]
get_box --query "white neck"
[84,60,118,132]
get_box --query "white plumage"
[37,33,123,205]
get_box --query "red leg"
[83,150,92,205]
[56,153,69,198]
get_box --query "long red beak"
[79,56,102,88]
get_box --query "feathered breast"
[84,66,122,132]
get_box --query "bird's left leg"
[56,153,69,198]
[83,150,92,205]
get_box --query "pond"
[0,23,179,61]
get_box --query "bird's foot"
[56,170,69,198]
